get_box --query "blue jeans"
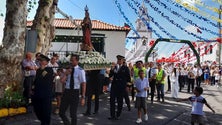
[156,84,164,100]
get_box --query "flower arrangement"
[59,51,111,70]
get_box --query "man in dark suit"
[84,70,101,116]
[108,55,131,120]
[32,54,53,125]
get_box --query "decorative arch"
[145,38,200,65]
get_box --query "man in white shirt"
[147,62,157,104]
[194,65,203,87]
[59,54,86,125]
[187,66,196,93]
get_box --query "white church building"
[125,3,155,63]
[124,2,222,65]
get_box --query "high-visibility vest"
[133,66,146,79]
[156,69,165,84]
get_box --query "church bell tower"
[136,2,152,38]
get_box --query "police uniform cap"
[136,60,143,64]
[116,55,125,60]
[39,54,50,62]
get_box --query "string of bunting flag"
[182,43,217,63]
[145,0,210,41]
[160,40,216,63]
[174,42,216,63]
[114,0,140,38]
[193,0,221,13]
[212,0,222,5]
[123,0,162,38]
[175,0,222,23]
[167,0,218,28]
[152,0,219,36]
[129,0,175,38]
[174,42,205,59]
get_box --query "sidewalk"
[166,84,222,125]
[1,84,221,125]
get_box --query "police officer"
[108,55,131,120]
[32,54,53,125]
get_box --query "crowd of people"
[21,52,219,125]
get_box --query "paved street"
[1,84,222,125]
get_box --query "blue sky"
[0,0,221,57]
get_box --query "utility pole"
[218,5,222,86]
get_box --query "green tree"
[0,0,58,96]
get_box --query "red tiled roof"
[27,18,131,31]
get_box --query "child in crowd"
[134,70,149,124]
[54,68,65,114]
[177,87,215,125]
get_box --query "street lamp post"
[218,5,222,86]
[152,51,155,61]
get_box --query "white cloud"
[185,25,198,34]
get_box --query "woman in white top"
[170,68,179,98]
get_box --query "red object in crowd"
[216,38,222,43]
[156,57,179,63]
[192,42,197,47]
[149,40,155,46]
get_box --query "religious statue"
[81,6,93,51]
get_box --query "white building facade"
[27,19,130,62]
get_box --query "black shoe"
[83,112,91,116]
[162,99,165,103]
[115,116,120,120]
[128,107,131,111]
[108,117,116,120]
[93,112,98,115]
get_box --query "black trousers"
[167,75,171,91]
[131,85,135,101]
[23,76,35,104]
[123,88,130,109]
[178,75,184,91]
[86,88,100,114]
[196,76,202,87]
[150,79,156,102]
[110,90,123,118]
[32,97,52,125]
[59,89,79,125]
[211,76,215,85]
[187,79,195,93]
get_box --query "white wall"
[93,30,126,63]
[51,29,127,63]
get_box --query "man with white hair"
[21,52,38,105]
[147,62,157,104]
